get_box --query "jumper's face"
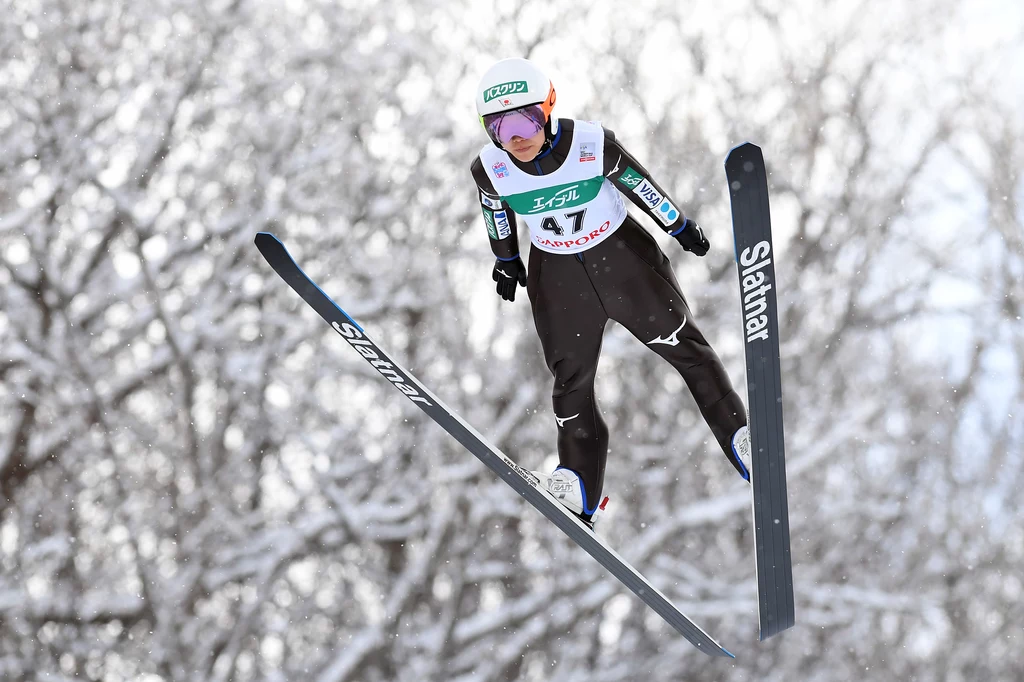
[503,127,546,162]
[483,104,547,161]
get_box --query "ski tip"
[254,232,283,256]
[726,141,760,155]
[722,647,736,659]
[254,231,366,334]
[724,142,763,167]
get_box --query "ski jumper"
[470,119,746,515]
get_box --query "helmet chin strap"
[524,117,556,155]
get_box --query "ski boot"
[731,425,752,484]
[532,467,609,530]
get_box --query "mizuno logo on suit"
[647,317,687,347]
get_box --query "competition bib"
[479,120,626,255]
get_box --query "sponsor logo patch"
[482,209,498,240]
[483,80,528,103]
[655,199,680,226]
[493,210,511,239]
[504,177,604,215]
[579,142,596,163]
[480,193,502,210]
[533,184,581,212]
[632,179,664,210]
[533,220,612,251]
[617,166,644,188]
[491,161,509,179]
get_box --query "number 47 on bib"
[725,142,795,640]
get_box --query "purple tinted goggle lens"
[483,105,545,146]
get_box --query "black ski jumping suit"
[470,119,746,516]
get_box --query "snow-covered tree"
[1,0,1020,680]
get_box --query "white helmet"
[475,58,557,146]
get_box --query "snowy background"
[2,0,1022,680]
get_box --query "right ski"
[725,142,795,640]
[254,232,735,658]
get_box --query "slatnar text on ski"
[739,241,773,344]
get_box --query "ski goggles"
[481,104,546,146]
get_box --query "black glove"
[671,217,709,257]
[492,257,527,302]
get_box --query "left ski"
[254,232,735,659]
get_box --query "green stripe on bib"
[502,177,604,216]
